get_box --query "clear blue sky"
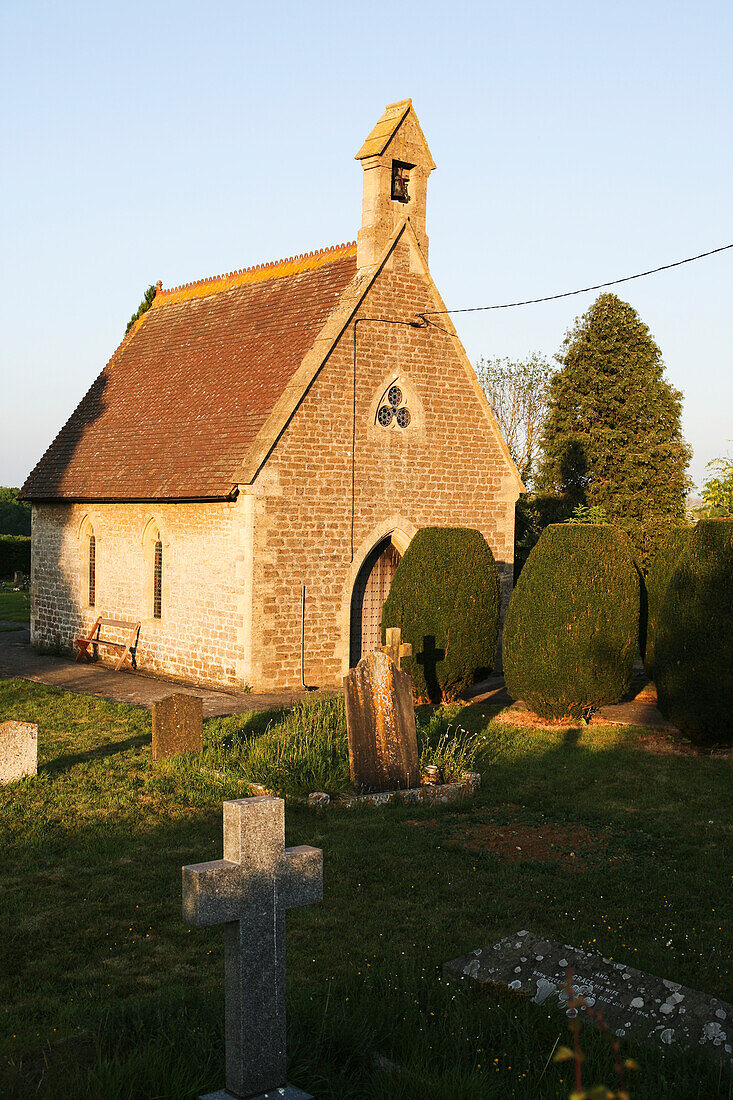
[2,0,731,491]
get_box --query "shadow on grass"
[42,733,151,773]
[1,680,732,1098]
[205,706,288,748]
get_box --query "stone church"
[23,100,522,690]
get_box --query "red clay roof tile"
[23,244,357,500]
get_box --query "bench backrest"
[96,617,140,635]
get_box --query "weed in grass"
[205,695,352,799]
[417,705,487,781]
[196,696,487,798]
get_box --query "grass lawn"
[0,678,731,1098]
[0,587,30,624]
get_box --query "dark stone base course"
[444,930,732,1066]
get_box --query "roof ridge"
[155,241,357,304]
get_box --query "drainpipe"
[300,585,316,691]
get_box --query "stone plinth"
[445,930,733,1065]
[344,651,419,792]
[307,771,480,810]
[152,694,203,761]
[201,1087,311,1100]
[0,721,38,783]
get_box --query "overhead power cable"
[418,241,733,319]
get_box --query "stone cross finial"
[183,797,322,1100]
[381,627,412,670]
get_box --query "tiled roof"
[23,243,358,500]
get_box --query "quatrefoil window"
[377,384,412,429]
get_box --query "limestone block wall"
[30,499,249,688]
[249,237,519,689]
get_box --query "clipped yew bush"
[654,519,733,745]
[643,525,692,680]
[381,527,500,703]
[503,524,639,719]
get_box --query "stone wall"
[30,499,249,688]
[249,235,519,689]
[30,239,519,693]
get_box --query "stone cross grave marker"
[344,649,420,792]
[381,626,412,670]
[152,693,203,761]
[183,796,323,1100]
[445,930,733,1066]
[0,721,38,784]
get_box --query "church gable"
[242,221,521,496]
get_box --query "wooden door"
[349,539,401,666]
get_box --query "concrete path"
[595,679,677,730]
[0,626,331,718]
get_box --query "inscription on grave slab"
[344,650,420,792]
[444,931,733,1065]
[152,693,203,761]
[0,721,38,783]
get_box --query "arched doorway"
[349,536,401,667]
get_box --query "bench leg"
[115,647,130,672]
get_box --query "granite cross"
[381,626,412,670]
[183,796,323,1100]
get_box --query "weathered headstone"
[152,693,203,761]
[381,626,412,669]
[183,796,322,1100]
[344,650,420,792]
[0,721,38,783]
[445,930,733,1065]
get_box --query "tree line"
[476,292,730,572]
[0,488,31,536]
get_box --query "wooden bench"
[74,616,141,671]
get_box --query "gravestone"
[445,930,733,1065]
[381,626,412,669]
[344,649,420,792]
[152,693,203,761]
[183,796,323,1100]
[0,721,38,783]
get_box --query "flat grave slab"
[444,930,732,1065]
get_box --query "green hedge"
[654,519,733,745]
[381,527,500,703]
[0,535,30,578]
[503,524,639,719]
[643,526,692,680]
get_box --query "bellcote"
[355,99,436,270]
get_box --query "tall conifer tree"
[537,293,691,562]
